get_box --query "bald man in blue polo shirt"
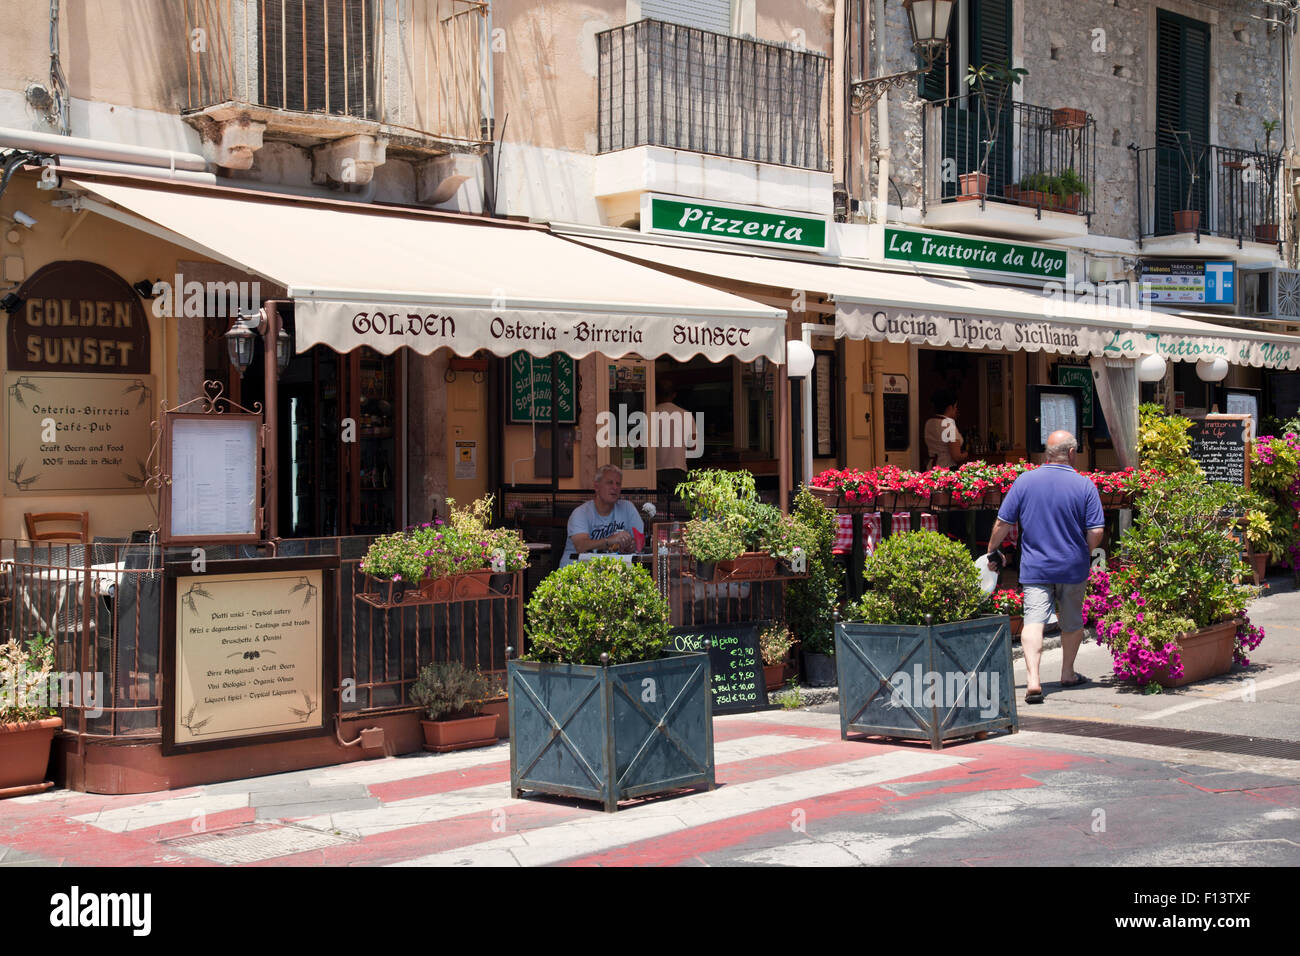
[985,430,1105,704]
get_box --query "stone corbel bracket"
[195,113,266,170]
[312,134,388,187]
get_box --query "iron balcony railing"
[184,0,488,144]
[1132,142,1284,250]
[922,95,1097,224]
[597,19,831,172]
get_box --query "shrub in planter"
[410,661,497,752]
[0,634,62,796]
[1138,403,1201,478]
[675,468,757,520]
[1084,474,1266,691]
[786,486,843,668]
[512,560,713,811]
[838,531,1016,748]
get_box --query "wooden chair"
[24,511,89,544]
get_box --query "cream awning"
[568,234,1300,371]
[68,178,788,362]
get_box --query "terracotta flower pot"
[1154,619,1239,689]
[809,486,842,508]
[1173,209,1201,233]
[763,663,787,692]
[420,714,498,753]
[1019,189,1049,208]
[1009,616,1024,640]
[717,552,777,580]
[1052,107,1088,129]
[476,698,510,740]
[1255,223,1280,243]
[0,716,62,797]
[958,171,989,201]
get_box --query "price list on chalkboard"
[669,623,769,714]
[1188,417,1249,487]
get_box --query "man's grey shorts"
[1022,582,1086,632]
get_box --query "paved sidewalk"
[2,709,1297,867]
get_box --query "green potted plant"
[1254,120,1281,243]
[1167,127,1207,233]
[1,635,62,798]
[985,588,1025,639]
[1018,171,1054,208]
[765,512,816,576]
[1059,167,1090,214]
[787,487,843,687]
[839,530,1017,748]
[510,559,715,812]
[759,623,794,690]
[684,515,746,581]
[960,61,1029,200]
[410,660,497,752]
[1084,475,1266,690]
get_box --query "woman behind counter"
[924,390,968,469]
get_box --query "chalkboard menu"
[669,622,769,714]
[883,393,910,452]
[1187,416,1250,488]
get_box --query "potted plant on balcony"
[510,559,715,812]
[1168,127,1207,233]
[1,634,62,798]
[1082,474,1268,691]
[959,61,1029,201]
[1052,107,1088,130]
[410,661,498,753]
[1254,119,1281,243]
[1018,171,1054,209]
[1059,167,1090,214]
[838,530,1017,748]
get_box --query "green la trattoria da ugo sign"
[884,228,1067,280]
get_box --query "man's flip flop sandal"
[1024,689,1044,704]
[1059,675,1090,688]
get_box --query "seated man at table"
[561,464,645,568]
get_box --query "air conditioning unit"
[1240,268,1300,321]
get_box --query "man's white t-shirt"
[924,416,962,468]
[561,499,645,567]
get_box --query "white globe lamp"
[1137,354,1168,383]
[786,340,815,380]
[1195,358,1229,382]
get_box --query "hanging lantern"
[1195,358,1229,382]
[224,319,257,378]
[1137,354,1168,383]
[276,325,294,373]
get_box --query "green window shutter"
[1155,10,1211,232]
[970,0,1013,193]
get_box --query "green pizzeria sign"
[646,196,827,251]
[884,228,1067,281]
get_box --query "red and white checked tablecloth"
[835,513,939,555]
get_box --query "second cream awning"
[569,233,1300,371]
[69,178,788,363]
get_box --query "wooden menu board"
[1187,415,1250,488]
[669,622,770,714]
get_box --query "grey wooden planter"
[508,652,716,812]
[835,616,1018,749]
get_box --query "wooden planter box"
[1154,619,1240,689]
[359,571,520,609]
[420,714,498,753]
[835,616,1018,749]
[509,652,715,812]
[0,716,62,798]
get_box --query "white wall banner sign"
[836,305,1300,370]
[295,302,786,364]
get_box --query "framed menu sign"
[162,556,338,755]
[161,412,263,545]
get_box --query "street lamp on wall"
[225,309,293,377]
[851,0,955,114]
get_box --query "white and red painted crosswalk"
[0,713,1109,867]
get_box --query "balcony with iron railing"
[921,95,1097,240]
[1133,141,1285,259]
[596,19,831,172]
[183,0,490,165]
